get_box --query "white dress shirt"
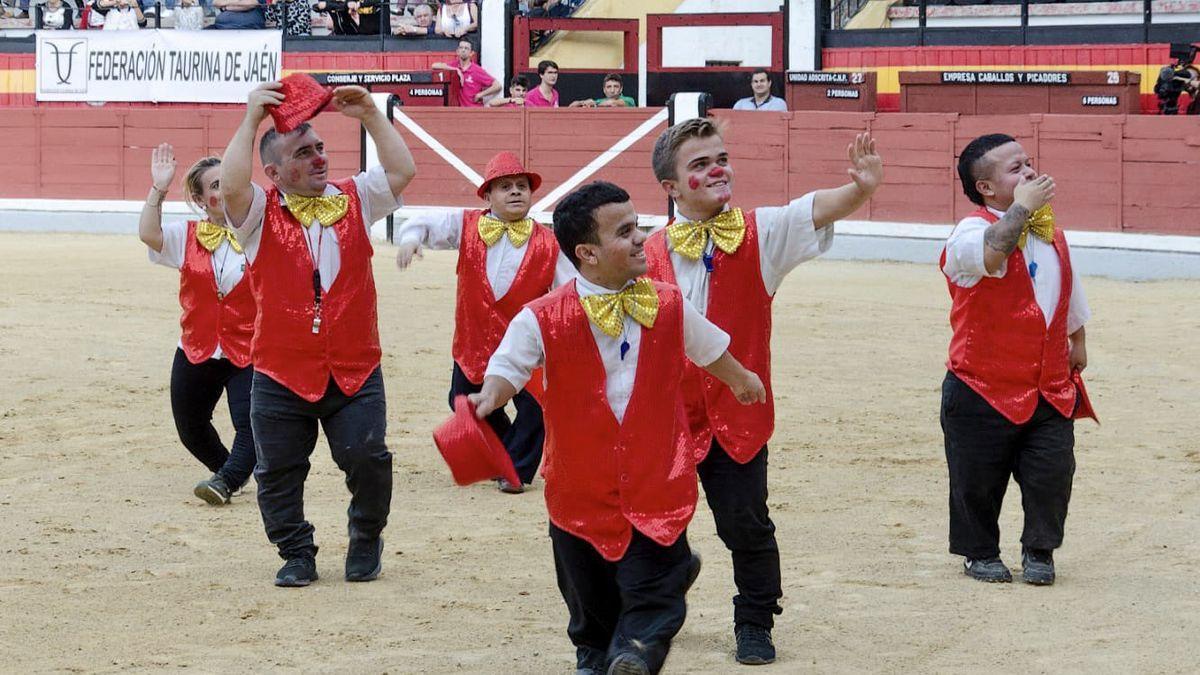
[943,206,1090,334]
[396,208,577,298]
[228,166,401,292]
[486,276,732,422]
[666,192,831,314]
[148,219,248,360]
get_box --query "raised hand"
[246,81,285,125]
[331,85,377,121]
[846,132,883,196]
[151,142,177,192]
[1013,173,1056,213]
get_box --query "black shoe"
[1021,548,1055,586]
[606,652,650,675]
[496,478,525,494]
[684,552,702,592]
[735,624,776,665]
[963,556,1013,583]
[345,537,383,582]
[193,474,231,505]
[275,556,318,587]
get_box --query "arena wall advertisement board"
[35,30,281,103]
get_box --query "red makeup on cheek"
[687,175,701,190]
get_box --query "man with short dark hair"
[221,81,416,588]
[525,59,560,108]
[569,73,636,108]
[732,70,786,111]
[432,40,501,107]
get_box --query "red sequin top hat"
[476,151,542,200]
[433,395,521,487]
[268,73,334,134]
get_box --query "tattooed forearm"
[983,204,1028,256]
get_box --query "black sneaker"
[735,624,776,665]
[1021,548,1055,586]
[345,537,383,582]
[963,556,1013,583]
[275,556,318,587]
[684,552,702,592]
[193,474,231,506]
[496,478,525,494]
[606,652,650,675]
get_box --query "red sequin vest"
[178,220,255,367]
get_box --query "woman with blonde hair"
[139,144,257,506]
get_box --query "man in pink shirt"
[433,39,501,107]
[524,59,560,108]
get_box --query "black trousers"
[251,368,392,560]
[941,371,1076,559]
[448,362,544,485]
[697,442,783,630]
[550,523,693,674]
[169,348,255,490]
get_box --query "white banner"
[36,30,281,103]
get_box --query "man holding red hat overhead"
[220,77,416,588]
[395,151,575,493]
[941,133,1095,586]
[644,119,884,665]
[470,181,766,675]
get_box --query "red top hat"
[433,395,521,487]
[268,74,334,134]
[476,151,542,200]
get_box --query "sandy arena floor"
[1,232,1197,673]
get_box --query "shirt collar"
[574,275,636,298]
[673,203,731,225]
[276,182,342,204]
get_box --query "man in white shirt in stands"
[732,70,788,111]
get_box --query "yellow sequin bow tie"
[666,208,746,261]
[284,193,349,228]
[478,215,534,248]
[195,221,243,254]
[578,278,659,338]
[1018,204,1056,249]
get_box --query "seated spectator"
[436,0,475,38]
[314,0,380,35]
[209,0,264,28]
[42,0,76,28]
[264,0,310,35]
[432,39,501,107]
[172,0,205,28]
[98,0,146,29]
[393,0,435,36]
[524,59,559,108]
[486,75,530,108]
[732,69,788,111]
[569,73,635,108]
[527,0,583,18]
[141,0,175,19]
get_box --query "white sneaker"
[160,8,174,17]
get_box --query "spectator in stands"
[524,59,560,108]
[432,40,501,107]
[436,0,476,38]
[174,0,204,28]
[142,0,175,20]
[42,0,76,28]
[733,69,788,111]
[314,0,381,34]
[487,75,530,108]
[98,0,146,29]
[526,0,583,18]
[264,0,311,35]
[569,73,635,108]
[393,0,435,36]
[209,0,264,28]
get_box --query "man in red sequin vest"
[643,118,883,665]
[394,152,575,493]
[221,82,416,588]
[470,181,766,675]
[941,134,1095,586]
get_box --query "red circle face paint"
[687,175,701,190]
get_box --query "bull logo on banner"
[39,37,89,95]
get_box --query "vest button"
[621,473,630,482]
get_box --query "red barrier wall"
[2,107,1197,236]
